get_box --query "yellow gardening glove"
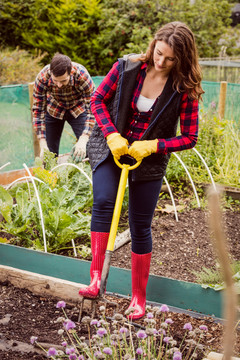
[106,133,129,160]
[128,139,158,162]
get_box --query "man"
[32,53,95,161]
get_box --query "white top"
[136,94,156,112]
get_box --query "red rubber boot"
[79,232,109,298]
[127,251,152,320]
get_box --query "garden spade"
[99,156,141,297]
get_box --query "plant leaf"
[0,185,13,223]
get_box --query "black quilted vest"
[87,57,183,181]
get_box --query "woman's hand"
[106,133,129,160]
[128,139,158,162]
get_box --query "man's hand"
[72,134,89,162]
[106,133,129,160]
[39,138,49,160]
[128,139,158,162]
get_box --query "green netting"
[0,77,239,172]
[0,84,35,172]
[201,81,240,125]
[0,77,105,172]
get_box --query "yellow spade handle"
[113,157,142,171]
[106,157,141,251]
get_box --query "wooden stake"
[218,81,227,119]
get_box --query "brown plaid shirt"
[32,62,95,139]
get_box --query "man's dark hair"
[50,53,72,76]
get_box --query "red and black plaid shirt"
[91,61,199,154]
[32,62,95,139]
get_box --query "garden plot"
[0,274,239,359]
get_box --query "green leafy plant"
[77,244,92,259]
[166,110,240,188]
[0,157,93,253]
[193,261,240,293]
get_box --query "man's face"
[51,71,70,88]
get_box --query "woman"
[79,21,204,320]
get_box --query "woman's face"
[153,40,176,76]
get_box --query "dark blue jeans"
[91,156,163,254]
[45,111,86,156]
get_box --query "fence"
[199,58,240,83]
[0,78,240,172]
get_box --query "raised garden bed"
[0,257,240,359]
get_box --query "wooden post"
[28,82,40,158]
[218,81,227,119]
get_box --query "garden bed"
[111,205,240,284]
[0,268,240,359]
[0,172,240,358]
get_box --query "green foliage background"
[0,0,238,76]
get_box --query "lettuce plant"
[0,160,92,253]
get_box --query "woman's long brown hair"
[134,22,204,100]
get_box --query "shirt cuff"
[157,139,168,154]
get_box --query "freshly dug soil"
[112,205,240,283]
[0,199,240,359]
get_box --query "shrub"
[0,47,45,85]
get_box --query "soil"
[112,202,240,283]
[0,199,240,359]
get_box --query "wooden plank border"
[0,264,91,309]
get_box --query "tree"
[96,0,233,72]
[0,0,36,48]
[0,0,235,76]
[21,0,101,69]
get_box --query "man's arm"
[32,69,49,159]
[75,65,96,137]
[32,71,48,140]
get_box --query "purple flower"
[47,347,58,357]
[66,347,76,355]
[159,304,169,312]
[136,330,147,339]
[69,355,77,360]
[136,347,143,355]
[94,350,103,358]
[163,336,171,343]
[165,318,173,324]
[183,322,192,331]
[173,351,182,360]
[119,327,128,334]
[78,356,85,360]
[56,300,66,308]
[147,312,154,319]
[158,329,166,335]
[62,341,67,347]
[30,336,38,344]
[97,327,107,337]
[103,347,112,355]
[211,101,216,109]
[90,319,99,326]
[64,320,76,331]
[199,325,208,332]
